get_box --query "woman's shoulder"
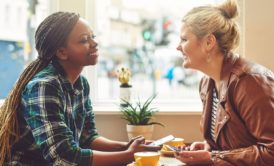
[231,56,274,79]
[227,56,274,94]
[25,65,62,91]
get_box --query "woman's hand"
[189,141,211,151]
[125,135,144,149]
[174,150,212,165]
[127,136,161,154]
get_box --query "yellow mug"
[164,137,184,147]
[134,152,160,166]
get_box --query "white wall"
[245,0,274,71]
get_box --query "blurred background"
[0,0,224,106]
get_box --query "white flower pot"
[126,124,154,141]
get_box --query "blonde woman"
[175,0,274,165]
[0,12,159,166]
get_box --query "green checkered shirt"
[8,61,99,166]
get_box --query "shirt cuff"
[78,148,93,166]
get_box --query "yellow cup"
[134,152,160,166]
[164,137,184,147]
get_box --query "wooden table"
[128,154,185,166]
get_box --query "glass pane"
[0,0,50,99]
[95,0,219,102]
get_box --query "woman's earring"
[206,53,211,63]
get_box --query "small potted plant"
[120,94,164,140]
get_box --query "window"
[89,0,223,109]
[0,0,50,99]
[0,0,228,111]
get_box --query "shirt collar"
[199,54,239,102]
[51,60,83,94]
[219,53,238,102]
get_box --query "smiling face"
[176,25,208,71]
[57,18,99,68]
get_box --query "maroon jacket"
[199,55,274,165]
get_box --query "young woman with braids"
[174,0,274,165]
[0,12,160,166]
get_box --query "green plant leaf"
[120,94,164,126]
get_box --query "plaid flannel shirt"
[7,61,99,166]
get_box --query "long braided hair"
[0,11,80,164]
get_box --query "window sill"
[93,106,202,115]
[93,99,203,115]
[0,99,202,115]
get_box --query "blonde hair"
[182,0,240,54]
[0,12,79,165]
